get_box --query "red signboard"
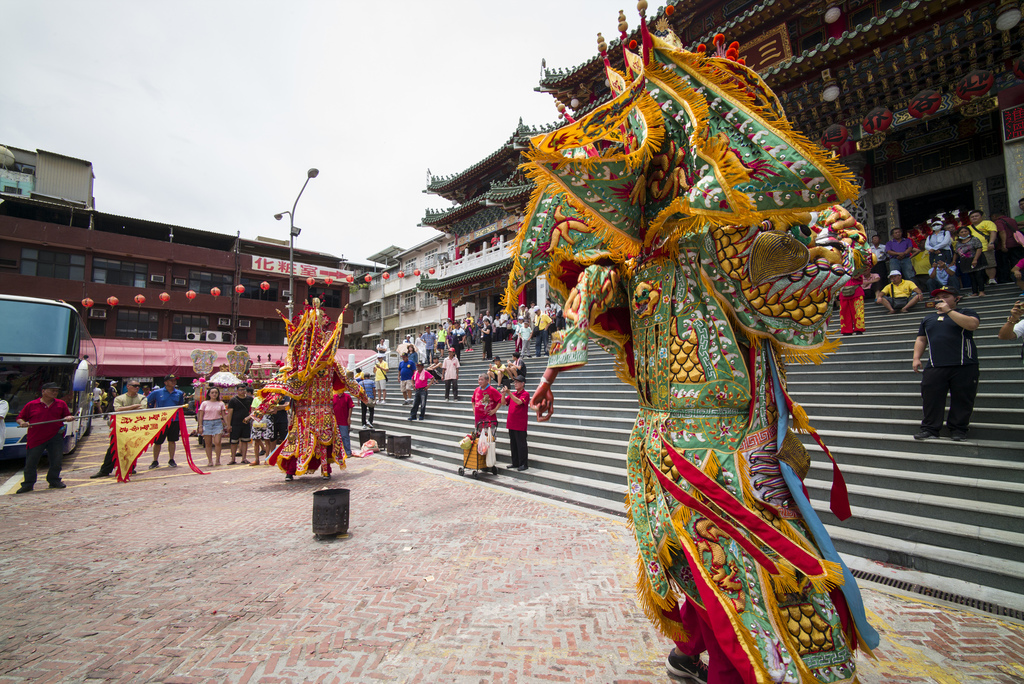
[1003,103,1024,143]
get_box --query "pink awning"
[92,339,375,379]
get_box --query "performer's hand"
[912,358,922,373]
[530,384,554,422]
[935,299,951,314]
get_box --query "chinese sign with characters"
[251,257,350,281]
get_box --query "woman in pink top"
[408,362,435,421]
[197,387,230,466]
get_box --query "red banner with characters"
[111,407,205,481]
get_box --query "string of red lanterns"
[81,273,360,310]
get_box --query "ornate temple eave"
[416,258,512,293]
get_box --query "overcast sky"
[5,0,642,263]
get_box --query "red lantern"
[185,290,197,300]
[428,267,436,275]
[820,124,849,150]
[324,277,334,286]
[260,281,270,291]
[159,292,171,303]
[908,89,941,119]
[382,272,390,280]
[861,107,893,134]
[397,271,405,278]
[306,276,316,287]
[134,294,146,306]
[364,274,372,283]
[106,296,119,307]
[234,284,245,294]
[955,69,994,101]
[346,275,354,283]
[81,298,94,308]
[413,269,421,276]
[210,287,221,297]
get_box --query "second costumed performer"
[250,300,366,481]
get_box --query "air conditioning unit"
[150,274,166,284]
[238,319,251,328]
[204,331,226,343]
[217,317,231,327]
[185,329,203,341]
[88,309,107,319]
[173,277,187,287]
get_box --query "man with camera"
[912,286,981,442]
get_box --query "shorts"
[401,379,414,392]
[154,423,180,444]
[230,423,251,443]
[375,379,386,393]
[202,419,224,436]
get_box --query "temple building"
[532,0,1024,235]
[417,120,550,320]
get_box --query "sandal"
[241,459,250,464]
[249,461,261,466]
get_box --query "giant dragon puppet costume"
[250,301,366,480]
[504,6,879,683]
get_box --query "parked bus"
[0,296,96,460]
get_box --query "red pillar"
[447,298,455,323]
[518,290,526,307]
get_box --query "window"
[3,186,21,195]
[188,270,233,293]
[87,318,107,337]
[93,258,148,288]
[116,310,159,340]
[170,314,209,340]
[384,296,398,317]
[20,248,85,280]
[239,276,278,301]
[404,258,417,271]
[253,318,286,345]
[370,303,382,321]
[311,288,341,308]
[421,291,437,308]
[423,249,438,267]
[401,291,417,312]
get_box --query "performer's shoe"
[48,482,67,489]
[506,464,517,469]
[950,432,968,442]
[89,472,110,479]
[913,430,937,440]
[666,649,707,682]
[15,485,32,494]
[321,472,331,479]
[285,475,294,481]
[148,461,160,469]
[167,460,178,468]
[517,466,528,472]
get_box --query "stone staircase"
[368,285,1024,608]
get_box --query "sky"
[4,0,644,264]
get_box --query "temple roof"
[422,172,534,229]
[424,119,557,202]
[416,258,513,292]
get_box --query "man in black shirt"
[227,386,254,464]
[911,286,981,441]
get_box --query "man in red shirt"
[15,382,74,493]
[331,389,354,459]
[502,375,530,471]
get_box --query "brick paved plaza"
[0,430,1022,683]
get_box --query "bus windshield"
[0,299,76,356]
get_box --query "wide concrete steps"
[369,284,1024,600]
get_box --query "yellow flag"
[112,407,203,481]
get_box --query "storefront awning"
[92,339,375,379]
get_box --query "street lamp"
[274,167,319,319]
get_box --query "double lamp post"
[274,167,319,320]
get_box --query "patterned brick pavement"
[0,430,1021,683]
